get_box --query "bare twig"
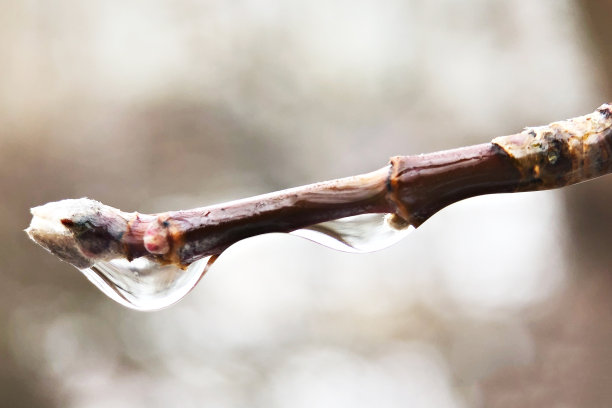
[27,104,612,270]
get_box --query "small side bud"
[144,217,171,255]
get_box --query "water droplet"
[68,213,411,310]
[79,256,216,311]
[291,213,414,253]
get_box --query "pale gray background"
[2,1,611,406]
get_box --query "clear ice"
[80,256,214,311]
[292,213,414,253]
[30,207,412,310]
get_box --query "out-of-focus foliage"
[1,0,610,406]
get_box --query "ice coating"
[25,198,214,311]
[80,256,214,311]
[292,213,413,253]
[24,104,612,310]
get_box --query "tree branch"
[27,103,612,269]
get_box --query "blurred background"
[2,0,612,406]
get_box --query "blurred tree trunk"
[567,0,612,267]
[482,2,612,406]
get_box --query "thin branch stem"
[27,104,612,269]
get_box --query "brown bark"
[26,104,612,268]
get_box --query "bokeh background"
[2,0,612,406]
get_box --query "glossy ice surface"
[80,256,213,311]
[292,213,414,253]
[75,213,412,310]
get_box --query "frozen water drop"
[79,256,216,311]
[76,213,411,310]
[291,213,414,253]
[27,198,413,310]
